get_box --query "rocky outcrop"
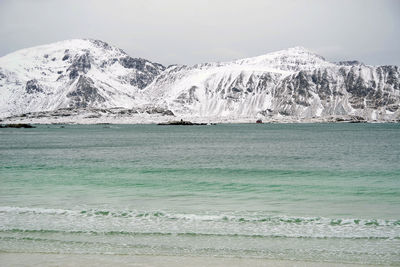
[158,120,207,125]
[0,123,35,128]
[25,79,43,94]
[119,56,165,89]
[67,52,91,80]
[67,76,105,108]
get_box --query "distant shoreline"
[1,113,398,125]
[1,121,398,126]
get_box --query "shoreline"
[0,121,398,126]
[1,116,398,125]
[1,108,398,125]
[0,252,373,267]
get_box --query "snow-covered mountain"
[0,39,164,117]
[0,40,399,123]
[145,47,399,121]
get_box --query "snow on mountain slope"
[234,46,334,71]
[0,40,399,122]
[145,47,400,121]
[0,39,164,117]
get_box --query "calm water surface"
[0,123,399,264]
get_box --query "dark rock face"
[129,72,155,89]
[67,76,105,108]
[311,69,334,100]
[378,66,399,90]
[208,72,277,102]
[0,123,35,128]
[273,72,312,111]
[62,49,70,61]
[158,120,207,125]
[0,71,6,80]
[89,39,113,51]
[119,56,164,73]
[67,52,91,80]
[144,107,175,116]
[100,58,118,69]
[176,86,199,104]
[345,69,370,98]
[255,73,275,93]
[162,109,175,116]
[342,66,399,110]
[2,107,176,122]
[272,64,399,114]
[119,56,165,89]
[26,79,43,94]
[337,61,362,66]
[291,71,312,106]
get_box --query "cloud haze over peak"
[0,0,399,66]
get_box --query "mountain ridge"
[0,39,399,123]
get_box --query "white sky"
[0,0,399,66]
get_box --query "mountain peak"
[233,46,330,72]
[273,46,325,60]
[285,46,311,52]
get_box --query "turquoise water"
[0,123,399,264]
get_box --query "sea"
[0,123,399,265]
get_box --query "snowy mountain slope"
[0,39,164,117]
[145,47,400,121]
[0,40,399,122]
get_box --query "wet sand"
[0,252,371,267]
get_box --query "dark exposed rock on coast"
[0,123,35,128]
[158,120,207,125]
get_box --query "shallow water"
[0,123,399,264]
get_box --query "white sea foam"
[1,206,399,240]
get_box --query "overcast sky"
[0,0,399,66]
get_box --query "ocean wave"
[1,228,399,240]
[1,206,399,227]
[1,207,400,264]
